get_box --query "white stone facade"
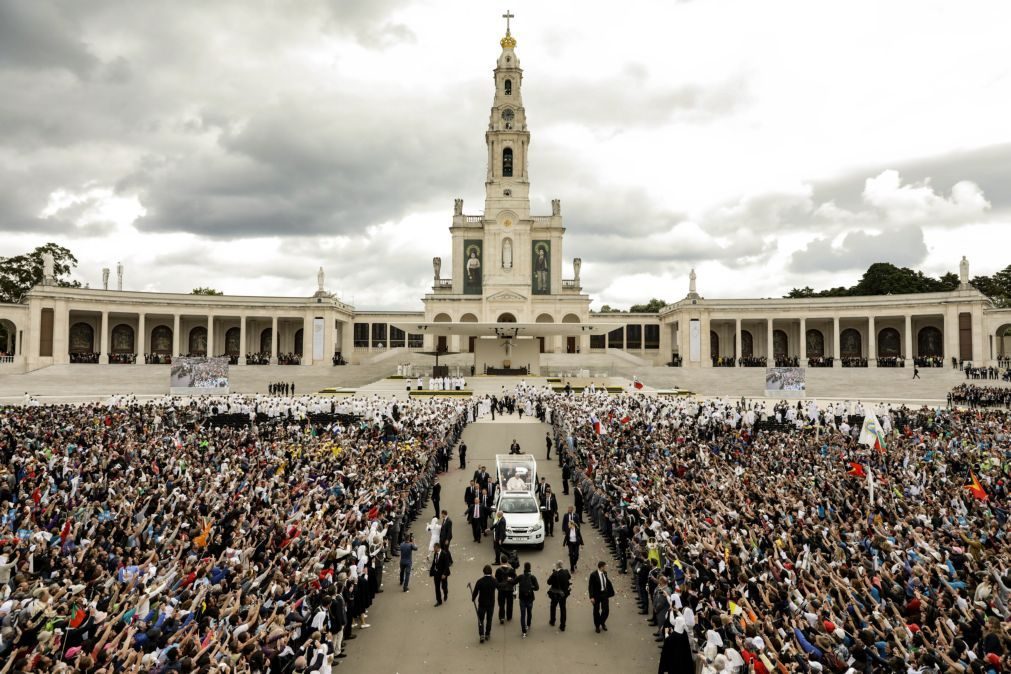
[2,25,1011,374]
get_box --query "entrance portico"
[395,322,607,375]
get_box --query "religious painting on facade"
[877,328,900,357]
[69,322,94,353]
[151,325,172,354]
[463,239,483,295]
[531,240,550,295]
[741,330,753,358]
[111,324,134,353]
[840,328,861,358]
[805,329,824,358]
[918,326,942,357]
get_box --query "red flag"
[847,462,867,478]
[31,488,41,505]
[633,380,644,390]
[152,460,160,476]
[60,520,72,543]
[965,471,988,501]
[69,608,87,629]
[620,415,631,425]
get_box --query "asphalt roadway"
[340,415,660,674]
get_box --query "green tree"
[190,287,223,295]
[597,304,625,313]
[0,243,81,303]
[629,298,667,313]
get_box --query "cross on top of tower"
[500,10,516,49]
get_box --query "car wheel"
[535,542,544,550]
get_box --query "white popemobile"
[494,454,545,549]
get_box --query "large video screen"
[170,356,229,394]
[765,367,806,393]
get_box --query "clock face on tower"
[501,109,514,122]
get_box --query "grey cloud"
[789,225,928,273]
[133,90,486,237]
[0,0,100,77]
[532,69,749,128]
[809,142,1011,214]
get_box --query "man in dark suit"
[587,560,615,633]
[468,497,486,542]
[459,441,467,468]
[464,481,478,509]
[492,510,507,565]
[439,510,453,552]
[430,542,451,606]
[472,565,498,643]
[479,488,491,532]
[541,487,558,537]
[431,478,441,516]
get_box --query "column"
[904,315,913,360]
[832,316,840,367]
[799,317,806,362]
[238,315,246,365]
[302,314,312,366]
[944,305,958,363]
[323,315,336,363]
[971,308,984,363]
[98,311,109,363]
[766,319,774,362]
[172,314,181,357]
[734,318,742,364]
[701,314,711,367]
[867,317,876,366]
[270,316,279,364]
[206,315,215,357]
[137,313,146,363]
[340,320,354,362]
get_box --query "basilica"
[1,20,1009,376]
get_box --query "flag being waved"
[965,471,988,501]
[858,414,887,452]
[846,462,867,478]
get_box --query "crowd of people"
[915,356,945,368]
[965,366,1006,381]
[0,393,466,672]
[143,354,172,365]
[68,352,100,364]
[806,357,834,368]
[539,389,1011,673]
[877,356,905,368]
[277,354,301,366]
[841,356,868,367]
[950,384,1011,408]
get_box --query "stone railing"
[561,279,580,291]
[465,215,483,223]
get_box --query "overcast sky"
[2,0,1009,309]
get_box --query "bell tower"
[485,10,530,220]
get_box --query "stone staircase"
[0,362,399,400]
[638,365,975,403]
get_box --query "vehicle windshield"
[499,497,539,514]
